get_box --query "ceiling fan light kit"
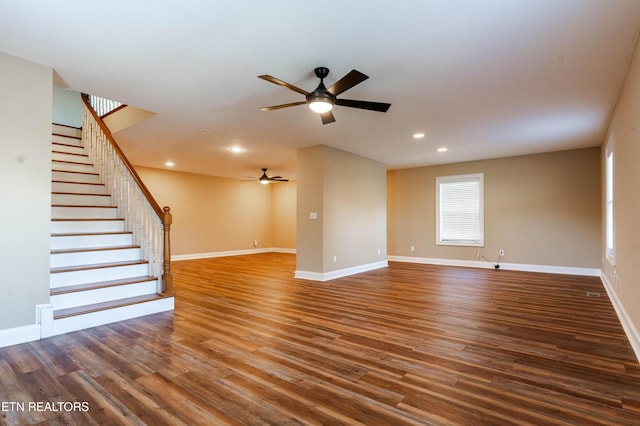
[254,168,289,184]
[259,66,391,124]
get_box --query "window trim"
[436,173,484,247]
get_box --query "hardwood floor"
[2,252,640,425]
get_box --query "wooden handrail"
[82,93,173,296]
[101,103,128,119]
[81,93,164,218]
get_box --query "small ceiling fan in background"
[244,168,289,184]
[258,67,391,124]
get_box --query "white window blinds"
[436,173,484,246]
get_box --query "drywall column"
[296,145,387,281]
[0,52,52,346]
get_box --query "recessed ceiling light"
[200,128,210,134]
[228,147,244,153]
[165,161,175,167]
[437,147,448,152]
[413,133,425,139]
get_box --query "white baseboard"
[173,247,296,261]
[387,255,601,277]
[0,323,40,348]
[295,260,388,282]
[601,274,640,363]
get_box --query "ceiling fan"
[258,67,391,124]
[245,168,289,184]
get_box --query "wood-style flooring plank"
[2,253,640,425]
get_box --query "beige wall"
[0,52,52,330]
[601,36,640,351]
[296,145,387,275]
[52,85,82,127]
[296,145,325,272]
[135,166,296,256]
[388,148,601,269]
[271,181,296,249]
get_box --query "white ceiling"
[2,0,640,181]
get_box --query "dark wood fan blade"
[321,111,336,125]
[258,75,309,95]
[260,101,307,111]
[327,70,369,96]
[335,98,391,112]
[271,178,289,182]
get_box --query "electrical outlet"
[254,240,258,247]
[410,245,415,252]
[499,249,505,256]
[333,255,337,263]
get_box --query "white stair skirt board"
[50,297,174,337]
[387,256,601,277]
[50,247,141,268]
[295,260,389,282]
[50,280,159,310]
[601,274,640,364]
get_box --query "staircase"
[46,123,174,337]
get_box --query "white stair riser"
[52,135,82,146]
[52,125,82,138]
[52,193,112,206]
[51,233,133,250]
[52,152,90,164]
[52,143,84,155]
[51,263,150,287]
[51,219,125,234]
[49,297,174,337]
[52,206,118,219]
[51,171,101,184]
[52,160,95,174]
[52,181,107,194]
[51,247,141,268]
[51,280,159,310]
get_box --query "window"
[605,138,615,264]
[436,173,484,246]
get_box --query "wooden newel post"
[162,206,174,296]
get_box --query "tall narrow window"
[436,173,484,246]
[605,139,615,264]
